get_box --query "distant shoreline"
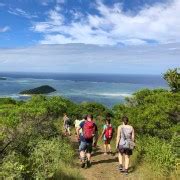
[0,74,167,107]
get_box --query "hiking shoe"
[87,160,91,168]
[118,164,123,171]
[124,169,128,175]
[81,162,85,168]
[109,151,114,156]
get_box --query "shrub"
[138,136,176,174]
[30,138,75,179]
[0,98,16,105]
[0,151,25,179]
[163,68,180,92]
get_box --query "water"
[0,72,167,107]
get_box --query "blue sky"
[0,0,179,74]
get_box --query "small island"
[20,85,56,95]
[0,77,7,80]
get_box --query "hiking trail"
[70,136,137,180]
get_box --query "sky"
[0,0,179,74]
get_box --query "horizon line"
[0,71,164,76]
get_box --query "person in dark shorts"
[116,116,135,175]
[77,114,98,168]
[100,118,113,155]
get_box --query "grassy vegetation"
[0,96,83,179]
[0,68,179,179]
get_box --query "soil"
[70,136,136,180]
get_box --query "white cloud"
[0,26,10,33]
[0,43,179,74]
[31,0,180,45]
[32,6,64,33]
[8,8,38,19]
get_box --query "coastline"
[0,74,167,107]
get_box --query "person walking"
[100,118,113,155]
[74,118,80,135]
[75,115,87,135]
[116,116,135,175]
[77,114,98,168]
[75,115,87,145]
[63,113,71,136]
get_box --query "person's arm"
[77,122,83,140]
[100,125,105,139]
[100,129,105,138]
[76,124,80,135]
[116,126,121,149]
[132,127,135,142]
[77,126,81,137]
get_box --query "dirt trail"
[70,136,135,180]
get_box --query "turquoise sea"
[0,72,167,107]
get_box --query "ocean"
[0,72,167,107]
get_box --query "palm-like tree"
[163,68,180,92]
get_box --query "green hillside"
[0,68,179,179]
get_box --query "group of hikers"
[63,113,135,175]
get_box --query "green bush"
[0,151,26,179]
[163,68,180,92]
[30,138,75,179]
[0,138,77,179]
[0,98,16,105]
[137,136,177,174]
[0,96,78,179]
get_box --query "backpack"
[121,128,135,150]
[105,125,113,140]
[83,121,95,140]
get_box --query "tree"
[163,68,180,92]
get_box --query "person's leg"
[80,151,85,160]
[86,153,91,161]
[80,151,86,168]
[118,153,123,165]
[67,126,71,135]
[108,143,112,153]
[124,155,130,170]
[118,153,124,171]
[64,127,67,136]
[64,124,68,136]
[86,143,93,167]
[79,142,86,168]
[104,142,107,154]
[86,153,91,168]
